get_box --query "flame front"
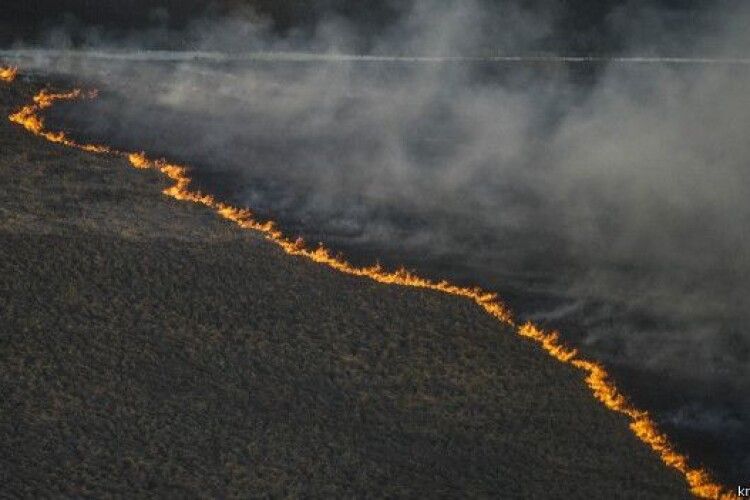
[6,79,736,499]
[0,66,17,83]
[9,89,110,153]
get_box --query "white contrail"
[2,48,750,65]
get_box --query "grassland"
[0,79,692,498]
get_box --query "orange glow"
[0,66,17,83]
[519,322,735,499]
[7,81,735,500]
[9,89,110,153]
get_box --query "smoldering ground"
[5,0,750,484]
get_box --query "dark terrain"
[0,78,695,496]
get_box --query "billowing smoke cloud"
[4,0,749,483]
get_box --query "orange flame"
[8,82,736,500]
[0,66,17,83]
[9,89,110,153]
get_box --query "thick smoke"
[5,0,749,482]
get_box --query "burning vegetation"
[6,78,736,500]
[0,66,17,82]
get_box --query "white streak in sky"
[2,49,750,65]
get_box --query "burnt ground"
[0,79,692,498]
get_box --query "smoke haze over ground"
[4,0,749,485]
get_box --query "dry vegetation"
[0,80,691,498]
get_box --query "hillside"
[0,78,693,497]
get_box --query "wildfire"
[9,89,110,153]
[0,66,17,83]
[7,80,736,500]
